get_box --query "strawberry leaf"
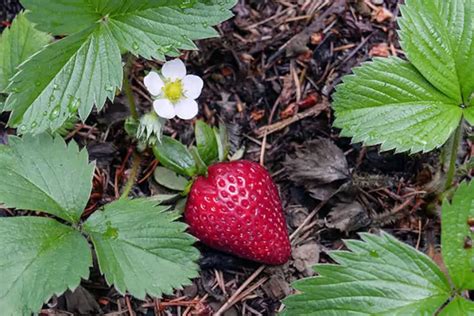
[22,0,236,60]
[466,106,474,126]
[153,136,197,177]
[442,181,474,290]
[0,134,94,223]
[333,57,462,154]
[22,1,210,35]
[107,0,236,60]
[399,0,473,104]
[0,12,51,93]
[7,1,236,134]
[4,25,123,134]
[440,297,474,315]
[0,217,91,315]
[195,120,219,165]
[83,199,199,299]
[282,232,451,315]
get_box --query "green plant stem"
[443,122,463,192]
[123,55,138,120]
[120,153,142,199]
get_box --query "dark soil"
[2,1,471,315]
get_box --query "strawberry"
[184,160,291,265]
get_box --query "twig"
[444,123,463,191]
[123,55,139,120]
[125,296,135,316]
[214,266,265,316]
[255,99,329,138]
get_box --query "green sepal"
[190,146,208,176]
[195,120,219,165]
[214,123,230,162]
[153,166,189,191]
[153,136,197,177]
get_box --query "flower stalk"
[443,122,464,192]
[124,55,139,120]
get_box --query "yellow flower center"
[163,80,183,103]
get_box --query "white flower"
[144,59,203,120]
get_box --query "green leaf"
[399,0,474,105]
[442,181,474,290]
[153,136,197,177]
[0,95,5,113]
[22,0,236,60]
[0,134,94,223]
[83,199,199,299]
[399,0,465,103]
[434,0,474,105]
[333,57,462,154]
[4,25,122,134]
[22,1,201,35]
[9,1,236,134]
[440,297,474,316]
[107,0,236,60]
[282,232,451,315]
[466,106,474,126]
[0,216,91,316]
[195,120,219,165]
[153,166,189,191]
[0,12,51,92]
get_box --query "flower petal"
[153,99,176,119]
[144,71,164,96]
[182,75,204,99]
[162,59,186,80]
[175,98,198,120]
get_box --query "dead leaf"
[374,7,393,23]
[262,275,291,300]
[310,32,324,45]
[250,109,265,121]
[64,286,101,315]
[369,43,390,57]
[284,139,350,200]
[292,242,320,276]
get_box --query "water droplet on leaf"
[369,250,379,258]
[49,105,60,120]
[68,97,81,112]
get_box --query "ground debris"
[284,138,350,200]
[292,242,321,277]
[326,201,371,232]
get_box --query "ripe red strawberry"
[184,160,291,265]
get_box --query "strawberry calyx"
[152,120,229,193]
